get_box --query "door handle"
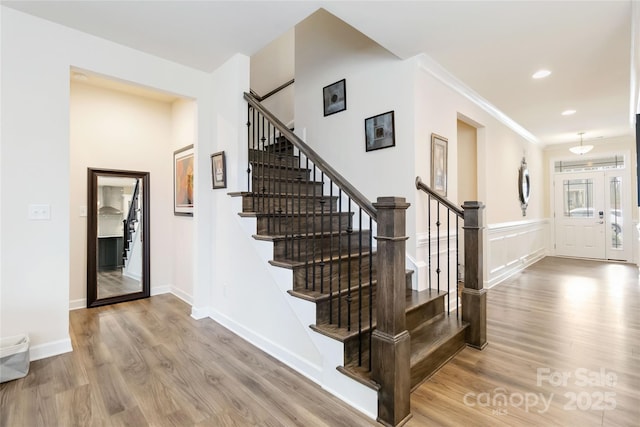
[597,221,604,224]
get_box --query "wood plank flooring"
[0,295,376,426]
[407,257,640,426]
[1,256,638,426]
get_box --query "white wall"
[414,60,546,290]
[171,99,197,303]
[1,7,210,360]
[250,29,295,126]
[294,8,417,249]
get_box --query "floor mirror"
[87,168,150,307]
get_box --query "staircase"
[237,136,469,392]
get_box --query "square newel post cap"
[373,197,410,210]
[461,201,485,210]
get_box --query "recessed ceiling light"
[532,69,551,79]
[561,109,576,116]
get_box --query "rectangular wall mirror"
[87,168,150,307]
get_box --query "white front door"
[554,170,630,261]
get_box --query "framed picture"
[323,79,346,116]
[174,144,194,216]
[365,111,395,152]
[431,133,448,197]
[211,151,227,189]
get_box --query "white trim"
[486,219,549,288]
[69,286,193,311]
[208,307,323,383]
[150,285,170,296]
[487,218,549,231]
[69,298,86,310]
[29,337,73,361]
[169,286,193,305]
[190,306,211,320]
[417,53,539,145]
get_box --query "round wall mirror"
[518,158,531,216]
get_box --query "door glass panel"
[563,179,594,217]
[609,176,622,249]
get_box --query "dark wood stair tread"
[269,250,373,269]
[253,230,371,244]
[409,313,468,366]
[288,279,375,303]
[308,286,444,343]
[337,365,380,391]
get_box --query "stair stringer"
[227,195,378,419]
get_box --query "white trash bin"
[0,334,30,383]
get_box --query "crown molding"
[416,53,539,146]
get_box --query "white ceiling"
[3,0,638,147]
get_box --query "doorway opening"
[553,155,630,261]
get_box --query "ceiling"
[3,1,638,147]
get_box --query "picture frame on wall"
[210,151,227,189]
[323,79,346,116]
[365,111,395,152]
[431,133,448,197]
[173,144,194,216]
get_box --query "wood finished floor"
[407,257,640,426]
[1,257,638,426]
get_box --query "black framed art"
[365,111,395,152]
[323,79,346,116]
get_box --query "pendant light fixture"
[569,132,593,155]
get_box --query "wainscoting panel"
[486,218,549,288]
[412,218,549,293]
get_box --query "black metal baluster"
[319,171,325,295]
[436,202,441,294]
[312,165,317,292]
[277,135,283,244]
[304,157,310,286]
[447,210,450,315]
[428,195,432,290]
[337,189,343,327]
[246,105,251,194]
[456,215,460,318]
[346,198,353,332]
[368,215,373,372]
[260,115,266,223]
[298,150,302,260]
[358,207,363,367]
[329,181,334,323]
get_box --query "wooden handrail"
[415,176,463,217]
[250,79,295,102]
[245,92,377,220]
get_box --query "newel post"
[462,201,487,350]
[371,197,411,427]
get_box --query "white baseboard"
[29,337,73,361]
[151,285,170,296]
[69,298,86,310]
[191,306,211,320]
[70,286,192,310]
[169,286,193,305]
[208,308,323,382]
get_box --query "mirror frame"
[87,168,150,307]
